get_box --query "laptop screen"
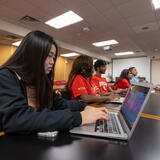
[121,85,150,129]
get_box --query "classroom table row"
[0,92,159,160]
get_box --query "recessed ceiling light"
[61,53,80,57]
[12,41,22,46]
[114,51,134,56]
[142,26,149,30]
[92,40,118,47]
[45,11,83,29]
[152,0,160,10]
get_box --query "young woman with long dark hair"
[0,31,108,134]
[113,69,132,90]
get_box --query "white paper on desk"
[37,131,58,137]
[111,97,125,103]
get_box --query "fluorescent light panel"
[12,41,22,46]
[114,51,134,56]
[61,53,80,57]
[152,0,160,9]
[45,11,83,29]
[92,40,118,47]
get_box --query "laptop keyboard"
[95,113,121,134]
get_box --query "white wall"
[151,60,160,85]
[112,57,151,82]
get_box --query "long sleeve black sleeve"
[53,94,87,111]
[0,68,82,134]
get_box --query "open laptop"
[70,83,152,140]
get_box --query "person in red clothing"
[66,55,117,103]
[92,59,123,95]
[113,69,132,90]
[92,59,110,95]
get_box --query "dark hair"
[129,67,135,72]
[115,69,130,85]
[2,30,58,111]
[94,59,107,71]
[66,55,93,89]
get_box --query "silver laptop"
[70,83,152,140]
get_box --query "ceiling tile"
[88,0,113,11]
[26,0,67,19]
[117,0,153,18]
[2,0,34,15]
[0,5,22,21]
[126,12,156,26]
[132,22,159,33]
[111,0,131,6]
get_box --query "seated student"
[0,31,109,134]
[66,55,117,103]
[113,69,132,90]
[129,67,139,83]
[92,59,124,95]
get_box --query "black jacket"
[0,68,87,134]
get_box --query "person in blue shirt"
[129,67,139,83]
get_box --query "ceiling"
[0,0,160,59]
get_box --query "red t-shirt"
[113,79,130,90]
[92,74,109,93]
[69,74,100,100]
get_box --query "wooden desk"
[0,93,160,160]
[91,103,160,121]
[0,118,159,160]
[1,92,159,136]
[144,93,160,116]
[0,132,5,136]
[92,92,160,120]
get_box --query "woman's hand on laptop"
[80,107,109,125]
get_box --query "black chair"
[61,90,71,100]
